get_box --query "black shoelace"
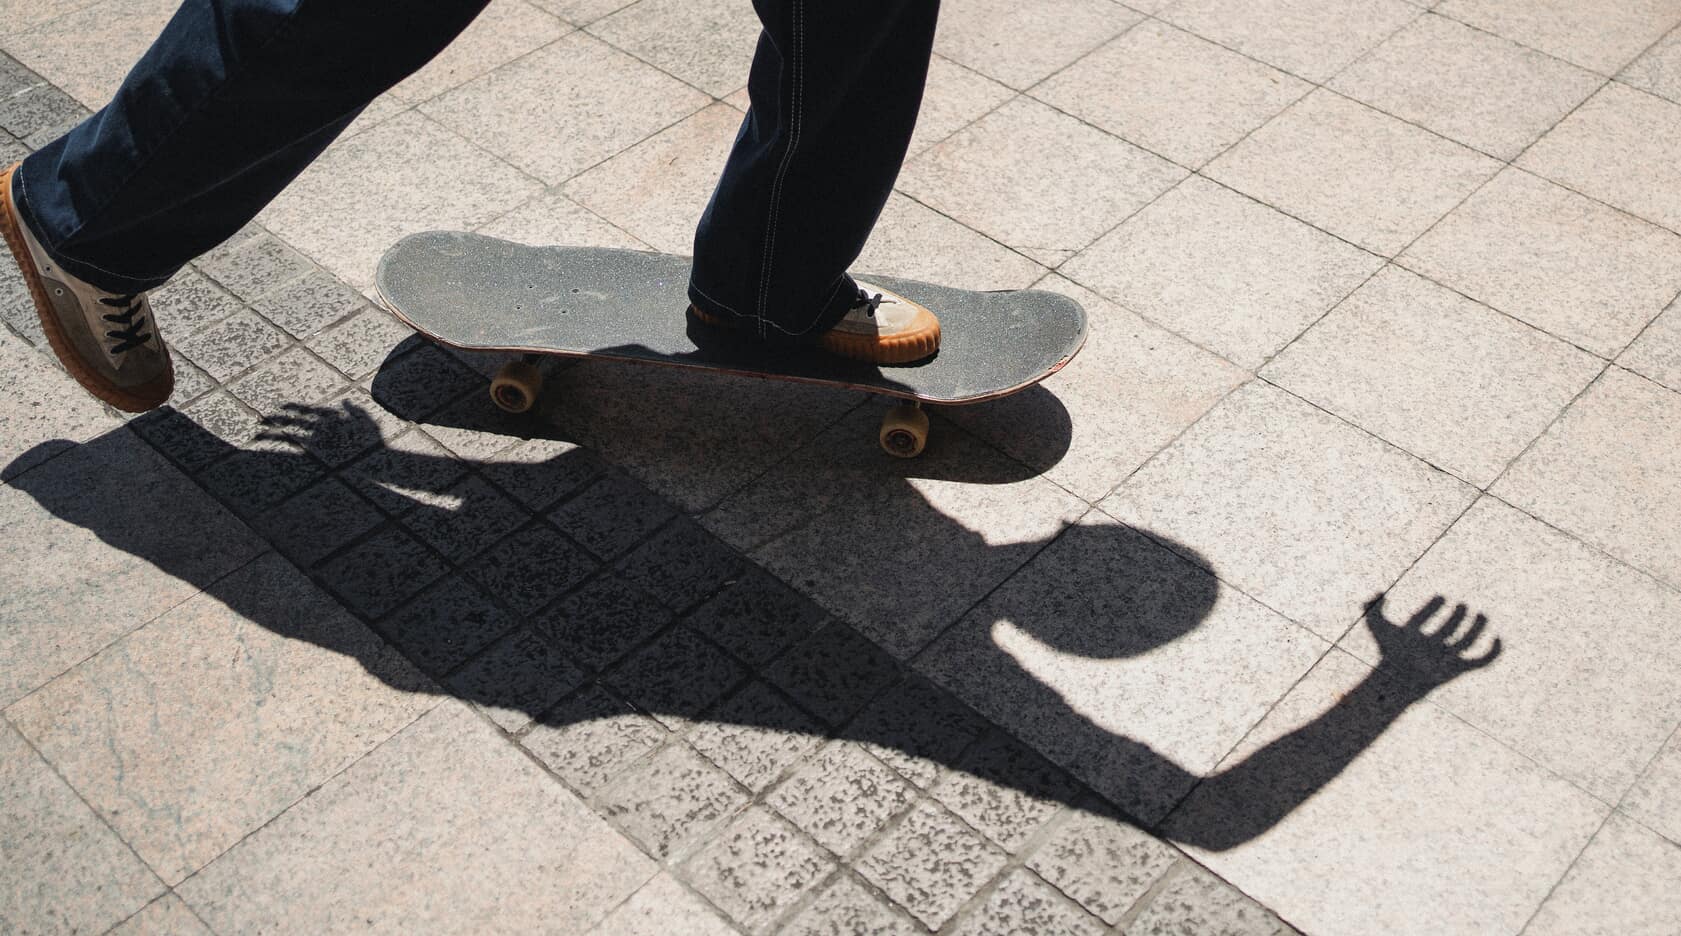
[99,294,152,354]
[855,288,885,317]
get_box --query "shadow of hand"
[1365,594,1502,687]
[255,401,383,455]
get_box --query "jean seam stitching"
[753,0,804,341]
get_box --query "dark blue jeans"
[15,0,939,339]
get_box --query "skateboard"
[374,231,1087,457]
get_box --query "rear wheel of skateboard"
[490,358,542,413]
[880,404,929,458]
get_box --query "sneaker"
[690,279,941,365]
[1,163,173,412]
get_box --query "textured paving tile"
[464,522,597,615]
[1519,83,1681,234]
[1400,168,1681,358]
[536,572,672,670]
[852,192,1046,291]
[767,742,916,858]
[1,0,177,106]
[1162,0,1419,83]
[1034,21,1310,168]
[948,275,1246,502]
[597,741,751,861]
[687,681,823,793]
[1264,266,1602,485]
[549,472,677,561]
[366,342,481,421]
[195,233,313,303]
[253,475,382,568]
[683,567,825,667]
[1623,729,1681,845]
[0,329,119,481]
[1435,0,1681,74]
[0,429,262,706]
[1125,864,1296,936]
[400,473,530,561]
[607,626,746,731]
[261,111,541,290]
[932,0,1140,90]
[390,0,568,104]
[1330,14,1600,160]
[0,70,84,140]
[1620,301,1681,392]
[615,517,744,612]
[1207,90,1500,256]
[150,270,246,338]
[376,574,518,676]
[305,308,416,380]
[1103,382,1477,641]
[950,867,1105,936]
[0,721,162,936]
[7,553,433,884]
[179,701,655,932]
[227,346,347,418]
[679,806,834,932]
[907,56,1013,159]
[590,872,738,936]
[477,435,600,508]
[846,675,992,791]
[172,309,291,382]
[587,0,758,97]
[340,423,467,512]
[421,32,708,184]
[251,269,368,339]
[1341,496,1681,804]
[900,97,1185,258]
[522,685,669,797]
[1167,649,1607,936]
[855,800,1009,930]
[108,894,213,936]
[1064,176,1383,370]
[777,874,921,936]
[446,627,586,732]
[1027,805,1181,926]
[1524,814,1681,935]
[1494,368,1681,589]
[764,622,901,728]
[930,732,1078,853]
[317,524,451,618]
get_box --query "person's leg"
[689,0,940,345]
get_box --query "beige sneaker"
[1,163,173,412]
[689,279,940,365]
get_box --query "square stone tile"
[607,626,746,731]
[686,681,823,793]
[950,867,1105,936]
[477,188,649,248]
[1620,25,1681,105]
[109,895,213,936]
[548,472,677,561]
[854,193,1046,290]
[900,97,1185,257]
[464,522,597,615]
[1519,83,1681,234]
[1027,804,1181,926]
[921,511,1324,822]
[1524,814,1681,935]
[1034,21,1311,168]
[522,684,669,797]
[1330,13,1601,160]
[390,0,568,104]
[615,517,745,612]
[478,436,601,509]
[8,553,433,884]
[597,741,751,861]
[1264,266,1603,485]
[127,399,239,475]
[2,0,178,106]
[0,329,119,482]
[260,111,541,290]
[947,275,1247,502]
[777,874,922,936]
[591,872,739,936]
[1621,301,1681,392]
[172,309,291,382]
[587,0,758,97]
[682,567,826,666]
[0,722,162,935]
[1206,90,1500,256]
[846,675,992,790]
[400,474,530,561]
[1435,0,1681,74]
[446,627,586,732]
[340,424,468,513]
[1064,177,1383,370]
[251,269,368,339]
[317,524,451,619]
[703,408,1087,658]
[529,0,633,26]
[855,800,1009,930]
[150,270,245,338]
[228,346,347,418]
[253,476,382,568]
[0,71,82,139]
[563,102,741,253]
[421,33,709,184]
[1339,496,1681,804]
[1103,381,1477,640]
[930,732,1078,853]
[0,0,102,37]
[1161,0,1420,83]
[1623,729,1681,844]
[679,806,835,932]
[932,0,1141,90]
[376,574,518,676]
[1125,864,1295,936]
[367,342,482,422]
[1165,649,1607,936]
[1400,168,1681,358]
[197,443,327,520]
[178,701,655,932]
[306,309,415,380]
[0,429,262,706]
[1495,368,1681,590]
[535,572,673,670]
[767,742,917,858]
[764,623,901,728]
[195,233,314,304]
[279,388,407,469]
[416,390,527,462]
[907,56,1013,159]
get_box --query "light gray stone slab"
[0,327,119,482]
[1167,649,1608,936]
[389,0,569,104]
[7,553,435,884]
[899,96,1185,258]
[908,56,1013,159]
[586,0,759,98]
[1124,864,1294,936]
[108,895,213,936]
[1519,83,1681,234]
[1435,0,1681,74]
[0,428,262,707]
[1400,168,1681,358]
[477,188,649,249]
[531,0,633,27]
[0,721,162,936]
[853,193,1046,292]
[1103,381,1477,641]
[0,0,101,36]
[1624,729,1681,845]
[1620,25,1681,105]
[1161,0,1420,83]
[1494,367,1681,590]
[932,0,1141,90]
[1063,176,1384,370]
[1330,13,1600,160]
[950,867,1105,936]
[1026,806,1181,926]
[1,0,176,106]
[1525,814,1681,935]
[421,32,709,184]
[679,806,835,933]
[1620,301,1681,392]
[179,701,655,932]
[589,872,737,936]
[1207,89,1500,257]
[855,800,1010,930]
[1264,266,1603,485]
[1034,21,1311,168]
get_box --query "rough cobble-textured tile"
[0,77,85,139]
[150,270,247,338]
[166,349,215,406]
[536,572,673,670]
[464,522,597,615]
[615,517,747,612]
[951,867,1106,936]
[777,874,923,936]
[1125,865,1295,936]
[129,399,241,473]
[1026,805,1182,926]
[376,574,518,675]
[263,388,406,469]
[765,624,901,728]
[847,675,992,790]
[479,436,603,510]
[680,806,835,933]
[419,391,529,461]
[1162,0,1418,83]
[855,800,1010,930]
[341,425,468,512]
[445,627,586,731]
[606,626,747,730]
[251,269,368,338]
[316,524,451,618]
[227,346,347,417]
[598,742,751,861]
[687,681,824,793]
[366,342,482,421]
[195,233,313,302]
[253,475,382,568]
[586,0,760,98]
[523,684,669,797]
[198,444,327,518]
[548,471,676,561]
[768,742,917,858]
[682,567,828,667]
[172,308,292,381]
[930,732,1081,853]
[305,307,416,379]
[399,473,531,562]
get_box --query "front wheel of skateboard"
[880,404,929,458]
[490,359,543,413]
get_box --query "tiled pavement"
[4,0,1681,933]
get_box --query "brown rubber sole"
[0,164,172,413]
[688,303,941,365]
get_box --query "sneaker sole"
[691,303,940,365]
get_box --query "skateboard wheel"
[490,359,543,413]
[879,404,929,458]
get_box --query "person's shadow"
[6,356,1500,852]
